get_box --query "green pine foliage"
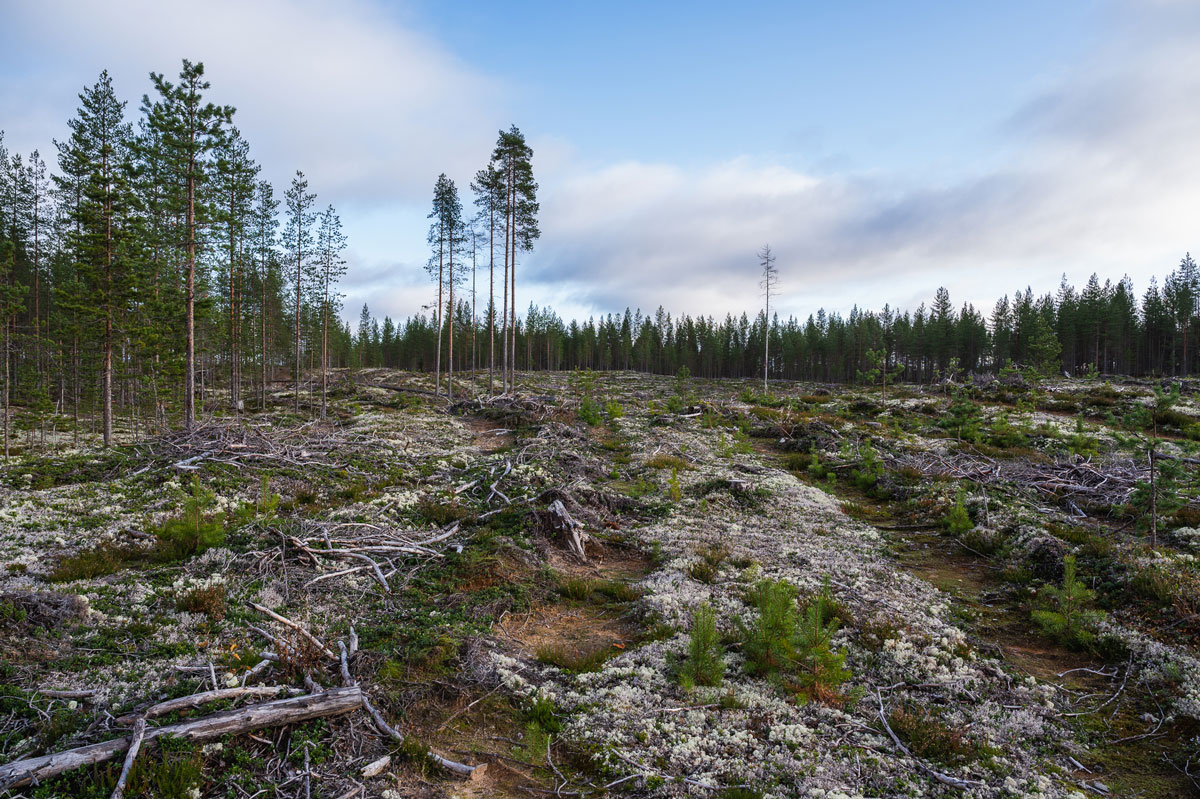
[944,488,973,535]
[154,476,226,560]
[1031,555,1105,650]
[680,603,725,689]
[740,579,798,677]
[792,598,852,703]
[738,579,852,703]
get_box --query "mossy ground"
[2,370,1200,796]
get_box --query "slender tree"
[315,204,347,417]
[215,128,258,415]
[249,179,279,409]
[57,72,135,447]
[489,126,538,391]
[282,171,316,414]
[758,244,778,392]
[142,60,233,431]
[426,174,464,398]
[472,164,503,393]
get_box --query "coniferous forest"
[10,65,1200,455]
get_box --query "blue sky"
[411,2,1098,172]
[5,0,1200,326]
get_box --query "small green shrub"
[1031,555,1104,650]
[680,603,725,689]
[594,579,640,602]
[176,585,227,619]
[48,543,132,582]
[888,702,989,767]
[646,454,690,470]
[416,497,471,526]
[740,579,797,677]
[688,544,728,583]
[604,400,624,420]
[152,477,226,562]
[578,396,603,426]
[558,577,595,601]
[852,441,884,492]
[940,391,984,443]
[943,488,972,536]
[792,598,851,704]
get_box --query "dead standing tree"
[759,244,778,393]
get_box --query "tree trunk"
[0,687,363,790]
[435,222,444,398]
[185,151,197,431]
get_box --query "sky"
[4,0,1200,327]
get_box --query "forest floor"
[2,369,1200,798]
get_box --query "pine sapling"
[792,599,851,704]
[740,579,797,677]
[944,487,973,535]
[680,603,725,689]
[1031,555,1104,650]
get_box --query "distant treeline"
[356,255,1200,383]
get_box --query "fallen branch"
[115,686,304,725]
[110,717,145,799]
[0,687,363,789]
[874,688,985,791]
[248,602,336,659]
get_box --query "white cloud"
[8,0,1200,328]
[4,0,503,204]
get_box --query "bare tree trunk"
[1150,424,1158,550]
[295,244,302,415]
[321,263,329,419]
[103,148,114,446]
[489,204,496,394]
[185,157,197,431]
[261,242,268,410]
[501,216,508,394]
[471,230,477,388]
[435,223,444,397]
[3,315,9,460]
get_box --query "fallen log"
[0,686,363,790]
[114,686,304,725]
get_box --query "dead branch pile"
[129,420,402,477]
[270,520,462,593]
[883,449,1151,514]
[450,393,558,422]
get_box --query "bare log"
[0,687,363,789]
[110,717,145,799]
[114,686,304,725]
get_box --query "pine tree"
[57,71,135,447]
[472,164,504,393]
[426,174,464,398]
[142,60,234,431]
[758,244,777,392]
[214,127,258,415]
[490,126,538,392]
[248,179,279,409]
[315,205,347,417]
[282,171,316,414]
